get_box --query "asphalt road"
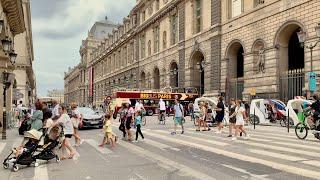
[1,116,320,180]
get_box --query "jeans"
[135,124,144,140]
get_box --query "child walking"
[99,114,116,148]
[134,111,144,142]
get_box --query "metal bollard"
[2,112,6,140]
[254,108,256,130]
[287,109,290,133]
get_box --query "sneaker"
[243,134,250,140]
[227,135,232,137]
[133,140,138,143]
[171,132,176,135]
[215,131,222,134]
[80,139,84,145]
[181,131,184,134]
[231,137,237,141]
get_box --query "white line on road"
[143,131,320,179]
[142,139,171,150]
[85,139,113,154]
[248,149,307,162]
[118,140,216,180]
[221,164,271,180]
[34,165,49,180]
[0,142,5,154]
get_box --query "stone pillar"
[6,83,13,113]
[0,79,3,134]
[178,1,185,88]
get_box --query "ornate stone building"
[0,0,30,134]
[65,0,320,106]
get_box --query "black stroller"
[3,126,63,172]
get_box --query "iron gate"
[280,69,305,101]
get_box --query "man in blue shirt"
[172,99,184,135]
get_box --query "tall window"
[148,40,152,56]
[155,0,160,11]
[163,31,167,49]
[230,0,243,18]
[170,13,178,45]
[140,34,146,59]
[194,0,202,33]
[154,26,160,53]
[142,11,146,22]
[124,46,127,65]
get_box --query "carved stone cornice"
[1,0,26,35]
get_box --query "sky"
[30,0,135,97]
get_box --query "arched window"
[194,0,202,34]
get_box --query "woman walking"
[125,102,135,141]
[227,98,236,137]
[134,111,144,142]
[230,100,250,141]
[215,96,225,134]
[55,104,77,160]
[27,100,43,131]
[71,103,83,146]
[196,102,206,131]
[118,104,128,140]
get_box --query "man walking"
[171,99,184,135]
[51,100,60,120]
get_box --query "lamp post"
[297,24,320,94]
[196,61,206,96]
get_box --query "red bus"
[115,90,199,116]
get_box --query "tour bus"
[114,88,199,116]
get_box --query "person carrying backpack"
[171,99,185,135]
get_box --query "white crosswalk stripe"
[85,139,113,154]
[130,129,320,179]
[0,142,5,154]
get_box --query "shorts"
[126,117,132,130]
[65,134,72,138]
[215,115,224,123]
[174,117,183,125]
[160,110,165,113]
[105,132,113,139]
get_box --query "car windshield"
[77,107,95,115]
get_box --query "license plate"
[90,122,99,125]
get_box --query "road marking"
[302,160,320,168]
[34,165,49,180]
[0,142,5,154]
[250,133,320,145]
[248,149,307,162]
[143,138,171,150]
[85,139,113,154]
[154,130,229,146]
[143,131,320,179]
[221,164,271,180]
[118,140,216,180]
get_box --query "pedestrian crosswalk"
[1,125,320,179]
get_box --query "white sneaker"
[140,139,145,142]
[80,139,84,145]
[243,134,250,140]
[215,131,222,134]
[133,140,138,143]
[231,137,237,141]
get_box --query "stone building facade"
[0,0,29,134]
[65,0,320,106]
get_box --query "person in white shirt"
[229,100,249,141]
[135,100,145,112]
[51,100,60,120]
[54,105,77,160]
[158,99,166,121]
[71,103,83,146]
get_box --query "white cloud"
[31,0,135,96]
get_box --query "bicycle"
[141,110,147,126]
[295,110,320,140]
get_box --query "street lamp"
[1,37,11,52]
[9,50,17,64]
[0,19,4,34]
[196,61,206,96]
[297,24,320,72]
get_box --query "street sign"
[309,72,317,92]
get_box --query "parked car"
[77,107,103,129]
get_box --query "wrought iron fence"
[279,69,305,102]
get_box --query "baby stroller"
[3,126,63,172]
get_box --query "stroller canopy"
[24,129,42,141]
